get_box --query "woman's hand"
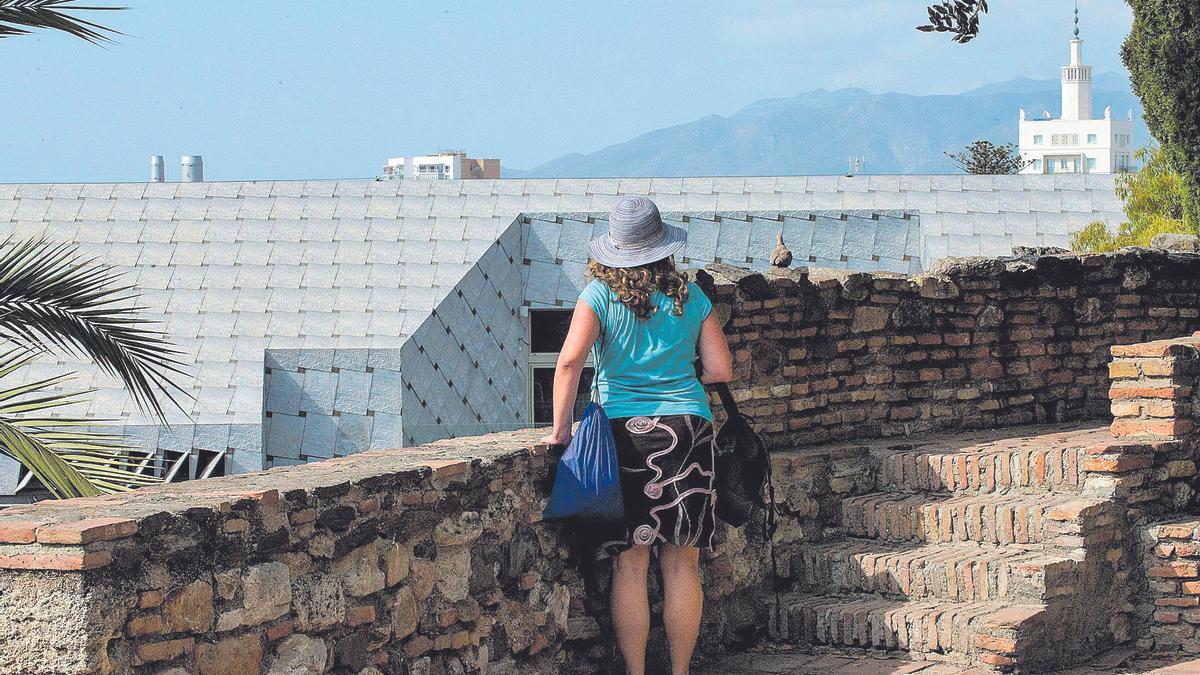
[539,427,573,447]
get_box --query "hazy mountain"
[505,74,1146,178]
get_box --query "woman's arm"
[538,299,601,445]
[697,312,733,384]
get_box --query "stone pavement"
[694,646,1200,674]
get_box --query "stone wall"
[4,249,1200,673]
[1105,333,1200,521]
[1140,519,1200,655]
[696,248,1200,448]
[1117,331,1200,656]
[0,427,866,675]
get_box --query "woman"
[539,196,734,675]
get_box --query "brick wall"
[1141,520,1200,654]
[0,428,862,675]
[1106,333,1200,520]
[1114,331,1200,656]
[696,249,1200,448]
[2,249,1200,673]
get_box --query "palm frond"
[0,0,124,44]
[0,347,160,497]
[0,237,192,421]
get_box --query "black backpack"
[710,382,783,632]
[711,382,776,529]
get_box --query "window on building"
[1031,159,1042,171]
[1087,157,1097,171]
[529,309,595,425]
[1087,134,1097,144]
[1051,134,1080,146]
[1033,135,1043,145]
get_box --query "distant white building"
[381,150,500,180]
[1018,7,1135,175]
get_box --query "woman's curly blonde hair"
[586,256,690,321]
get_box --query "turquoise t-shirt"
[578,278,714,422]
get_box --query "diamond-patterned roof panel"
[0,174,1122,426]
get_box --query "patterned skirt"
[595,413,718,560]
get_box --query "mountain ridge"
[504,74,1145,178]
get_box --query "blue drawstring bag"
[543,400,624,523]
[543,326,625,523]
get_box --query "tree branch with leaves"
[1122,0,1200,226]
[945,140,1029,174]
[919,0,989,43]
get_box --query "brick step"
[840,491,1106,547]
[783,594,1047,671]
[878,437,1088,496]
[794,539,1080,603]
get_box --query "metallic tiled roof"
[0,175,1123,428]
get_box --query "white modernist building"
[1019,9,1135,175]
[382,151,500,180]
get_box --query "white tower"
[1017,3,1135,175]
[1060,7,1092,121]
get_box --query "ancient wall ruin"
[697,248,1200,446]
[0,249,1199,674]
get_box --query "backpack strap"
[712,381,741,418]
[763,454,782,636]
[589,292,606,405]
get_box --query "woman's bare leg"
[611,545,651,675]
[659,543,703,675]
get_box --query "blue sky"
[2,0,1133,183]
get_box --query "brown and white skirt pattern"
[595,413,717,560]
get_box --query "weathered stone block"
[135,638,193,665]
[383,542,411,587]
[292,574,345,631]
[333,544,386,598]
[194,632,263,675]
[436,547,472,602]
[162,580,214,634]
[434,511,484,547]
[218,562,292,631]
[392,586,418,639]
[265,634,328,675]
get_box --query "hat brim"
[587,221,687,268]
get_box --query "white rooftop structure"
[1018,6,1136,175]
[382,151,500,181]
[0,173,1123,498]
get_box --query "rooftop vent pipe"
[181,155,204,182]
[150,155,165,182]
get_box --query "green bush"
[1070,146,1198,252]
